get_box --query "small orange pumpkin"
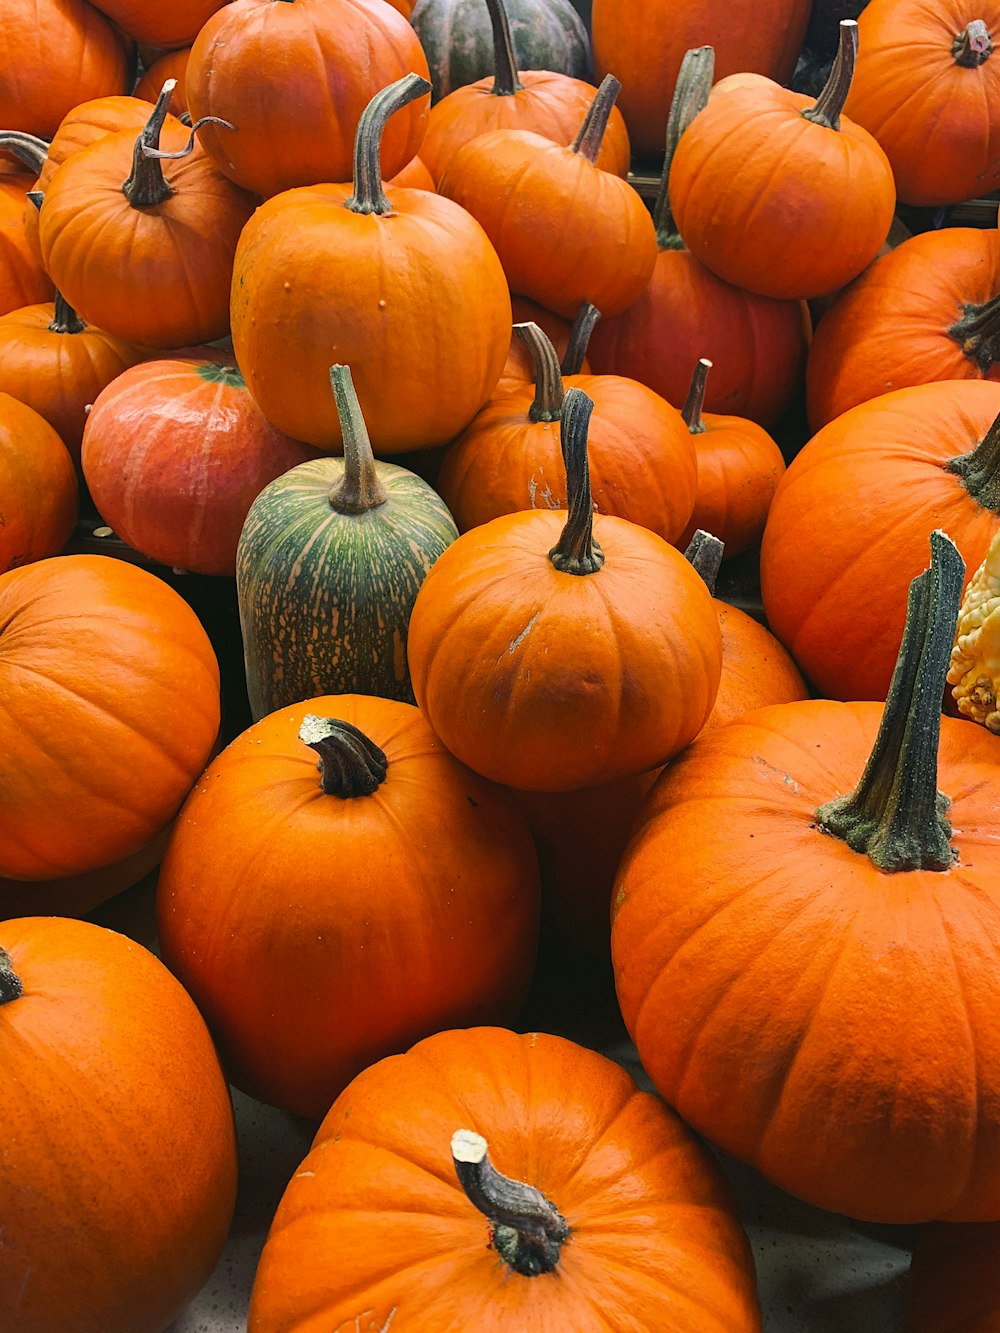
[0,394,77,573]
[134,48,190,115]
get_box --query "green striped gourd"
[236,365,459,719]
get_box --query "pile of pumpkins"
[5,0,1000,1328]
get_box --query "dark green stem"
[0,948,23,1005]
[327,365,388,513]
[953,20,993,67]
[513,323,564,422]
[49,291,86,335]
[816,530,964,872]
[0,131,48,174]
[452,1130,569,1278]
[802,19,858,130]
[944,408,1000,509]
[486,0,523,97]
[122,80,177,207]
[948,293,1000,375]
[549,388,604,575]
[682,358,712,434]
[653,45,715,249]
[346,74,432,216]
[570,74,621,164]
[683,530,724,596]
[560,303,600,377]
[299,715,388,797]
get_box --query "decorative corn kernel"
[948,534,1000,731]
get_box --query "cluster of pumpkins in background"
[7,0,1000,1329]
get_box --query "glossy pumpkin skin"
[591,0,811,157]
[806,228,1000,431]
[133,47,190,114]
[407,511,723,791]
[492,297,584,401]
[0,185,52,318]
[156,695,542,1117]
[439,128,658,318]
[0,554,220,880]
[0,916,238,1333]
[760,380,1000,701]
[238,455,458,717]
[669,73,896,300]
[231,185,512,452]
[905,1222,1000,1331]
[82,358,319,576]
[0,394,77,573]
[185,0,430,196]
[389,154,436,189]
[88,0,226,48]
[612,700,1000,1223]
[437,373,698,543]
[677,411,786,558]
[0,300,147,459]
[844,0,1000,207]
[248,1027,762,1333]
[705,603,808,735]
[0,0,127,138]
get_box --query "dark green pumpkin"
[236,366,459,720]
[412,0,592,102]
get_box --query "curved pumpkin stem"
[571,75,621,165]
[347,74,432,217]
[953,20,993,67]
[513,323,565,422]
[654,44,715,250]
[327,365,389,513]
[802,19,859,131]
[452,1130,569,1277]
[122,79,235,208]
[0,130,48,174]
[684,529,724,596]
[560,302,601,377]
[816,529,964,873]
[0,947,23,1005]
[485,0,523,97]
[549,388,604,576]
[682,358,712,434]
[299,716,388,797]
[945,408,1000,510]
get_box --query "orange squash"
[0,394,77,573]
[133,47,190,114]
[0,171,51,316]
[492,297,589,401]
[89,0,227,48]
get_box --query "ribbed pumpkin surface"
[237,456,458,719]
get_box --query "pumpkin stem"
[654,44,715,249]
[549,388,604,576]
[299,715,388,797]
[0,130,48,174]
[122,80,235,207]
[802,19,859,131]
[0,947,23,1005]
[682,358,712,434]
[953,20,993,67]
[815,530,964,873]
[452,1130,569,1277]
[346,74,432,217]
[485,0,523,97]
[560,302,601,376]
[49,290,87,335]
[570,74,621,165]
[327,364,389,513]
[947,293,1000,376]
[684,529,724,596]
[944,407,1000,510]
[513,323,565,422]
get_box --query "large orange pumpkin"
[248,1026,762,1332]
[88,0,227,49]
[614,531,1000,1223]
[0,553,220,880]
[0,916,237,1333]
[156,696,541,1117]
[905,1221,1000,1331]
[0,393,77,573]
[407,389,723,791]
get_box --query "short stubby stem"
[299,716,388,797]
[945,407,1000,511]
[953,20,993,67]
[684,529,724,596]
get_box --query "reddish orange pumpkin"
[408,390,723,792]
[185,0,430,197]
[88,0,226,48]
[492,297,587,401]
[389,154,435,190]
[0,394,77,573]
[905,1222,1000,1331]
[157,696,541,1117]
[0,916,237,1333]
[418,0,629,185]
[134,48,190,114]
[0,553,220,880]
[247,1026,762,1332]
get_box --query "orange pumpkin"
[0,827,169,919]
[438,75,658,319]
[0,180,52,317]
[247,1026,762,1332]
[614,531,1000,1223]
[669,22,896,300]
[389,153,436,190]
[231,75,512,452]
[133,47,190,114]
[185,0,430,197]
[0,394,77,573]
[0,553,220,880]
[492,296,588,401]
[418,0,629,185]
[905,1221,1000,1331]
[0,916,237,1333]
[38,84,256,348]
[408,389,723,791]
[89,0,226,48]
[156,697,541,1117]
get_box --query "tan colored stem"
[327,365,388,513]
[683,529,724,595]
